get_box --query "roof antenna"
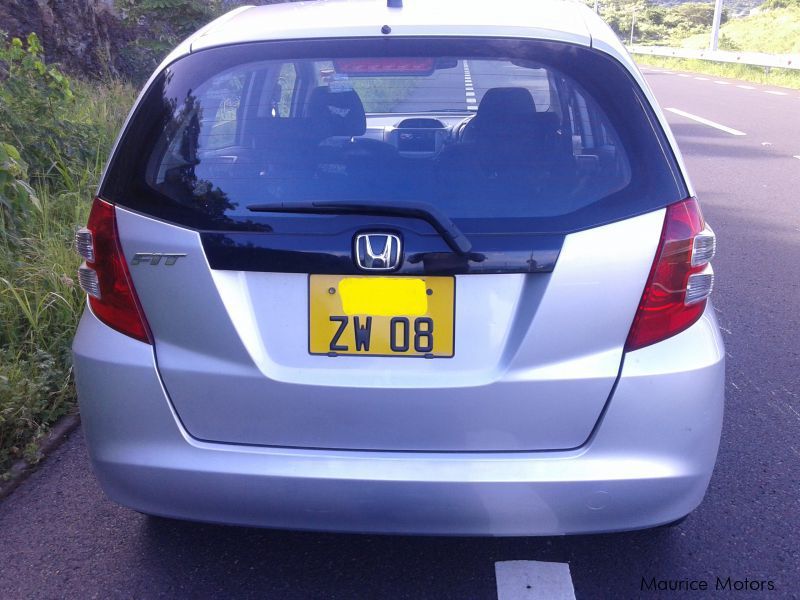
[387,0,402,7]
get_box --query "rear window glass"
[103,38,685,233]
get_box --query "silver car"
[72,0,724,535]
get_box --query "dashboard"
[363,114,470,158]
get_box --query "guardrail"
[628,45,800,71]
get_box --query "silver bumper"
[73,306,724,536]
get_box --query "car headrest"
[476,87,537,124]
[306,87,367,137]
[460,87,538,143]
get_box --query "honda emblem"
[354,233,402,271]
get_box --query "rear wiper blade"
[247,200,472,254]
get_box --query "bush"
[0,142,39,238]
[0,33,107,187]
[0,34,136,475]
[762,0,800,9]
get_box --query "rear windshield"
[102,38,686,233]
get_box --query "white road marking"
[713,80,731,85]
[677,73,691,77]
[495,561,576,600]
[463,61,474,111]
[765,90,788,96]
[665,108,746,136]
[793,155,800,160]
[694,76,709,81]
[737,84,755,90]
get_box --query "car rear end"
[72,1,724,535]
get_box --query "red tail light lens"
[625,198,714,352]
[78,198,152,344]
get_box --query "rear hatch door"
[106,37,686,451]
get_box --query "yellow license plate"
[309,275,455,357]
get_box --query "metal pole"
[594,0,599,14]
[629,9,636,45]
[710,0,724,51]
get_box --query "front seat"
[459,87,540,171]
[305,86,398,199]
[437,87,545,211]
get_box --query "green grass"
[680,7,800,54]
[0,72,136,476]
[633,54,800,90]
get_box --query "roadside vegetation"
[0,33,135,475]
[599,0,725,45]
[634,55,800,88]
[600,0,800,88]
[600,0,800,52]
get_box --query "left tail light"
[75,198,152,344]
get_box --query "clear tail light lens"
[77,265,101,299]
[691,226,716,266]
[625,198,715,352]
[75,228,95,262]
[686,267,714,304]
[76,198,152,344]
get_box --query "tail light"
[625,198,715,352]
[75,198,152,344]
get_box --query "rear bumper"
[73,305,724,536]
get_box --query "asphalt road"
[1,65,799,599]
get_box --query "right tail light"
[625,198,716,352]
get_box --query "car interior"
[156,58,632,221]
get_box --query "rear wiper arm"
[247,200,472,255]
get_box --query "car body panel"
[190,1,592,52]
[73,303,723,535]
[116,205,663,451]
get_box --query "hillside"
[680,6,800,52]
[0,0,291,81]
